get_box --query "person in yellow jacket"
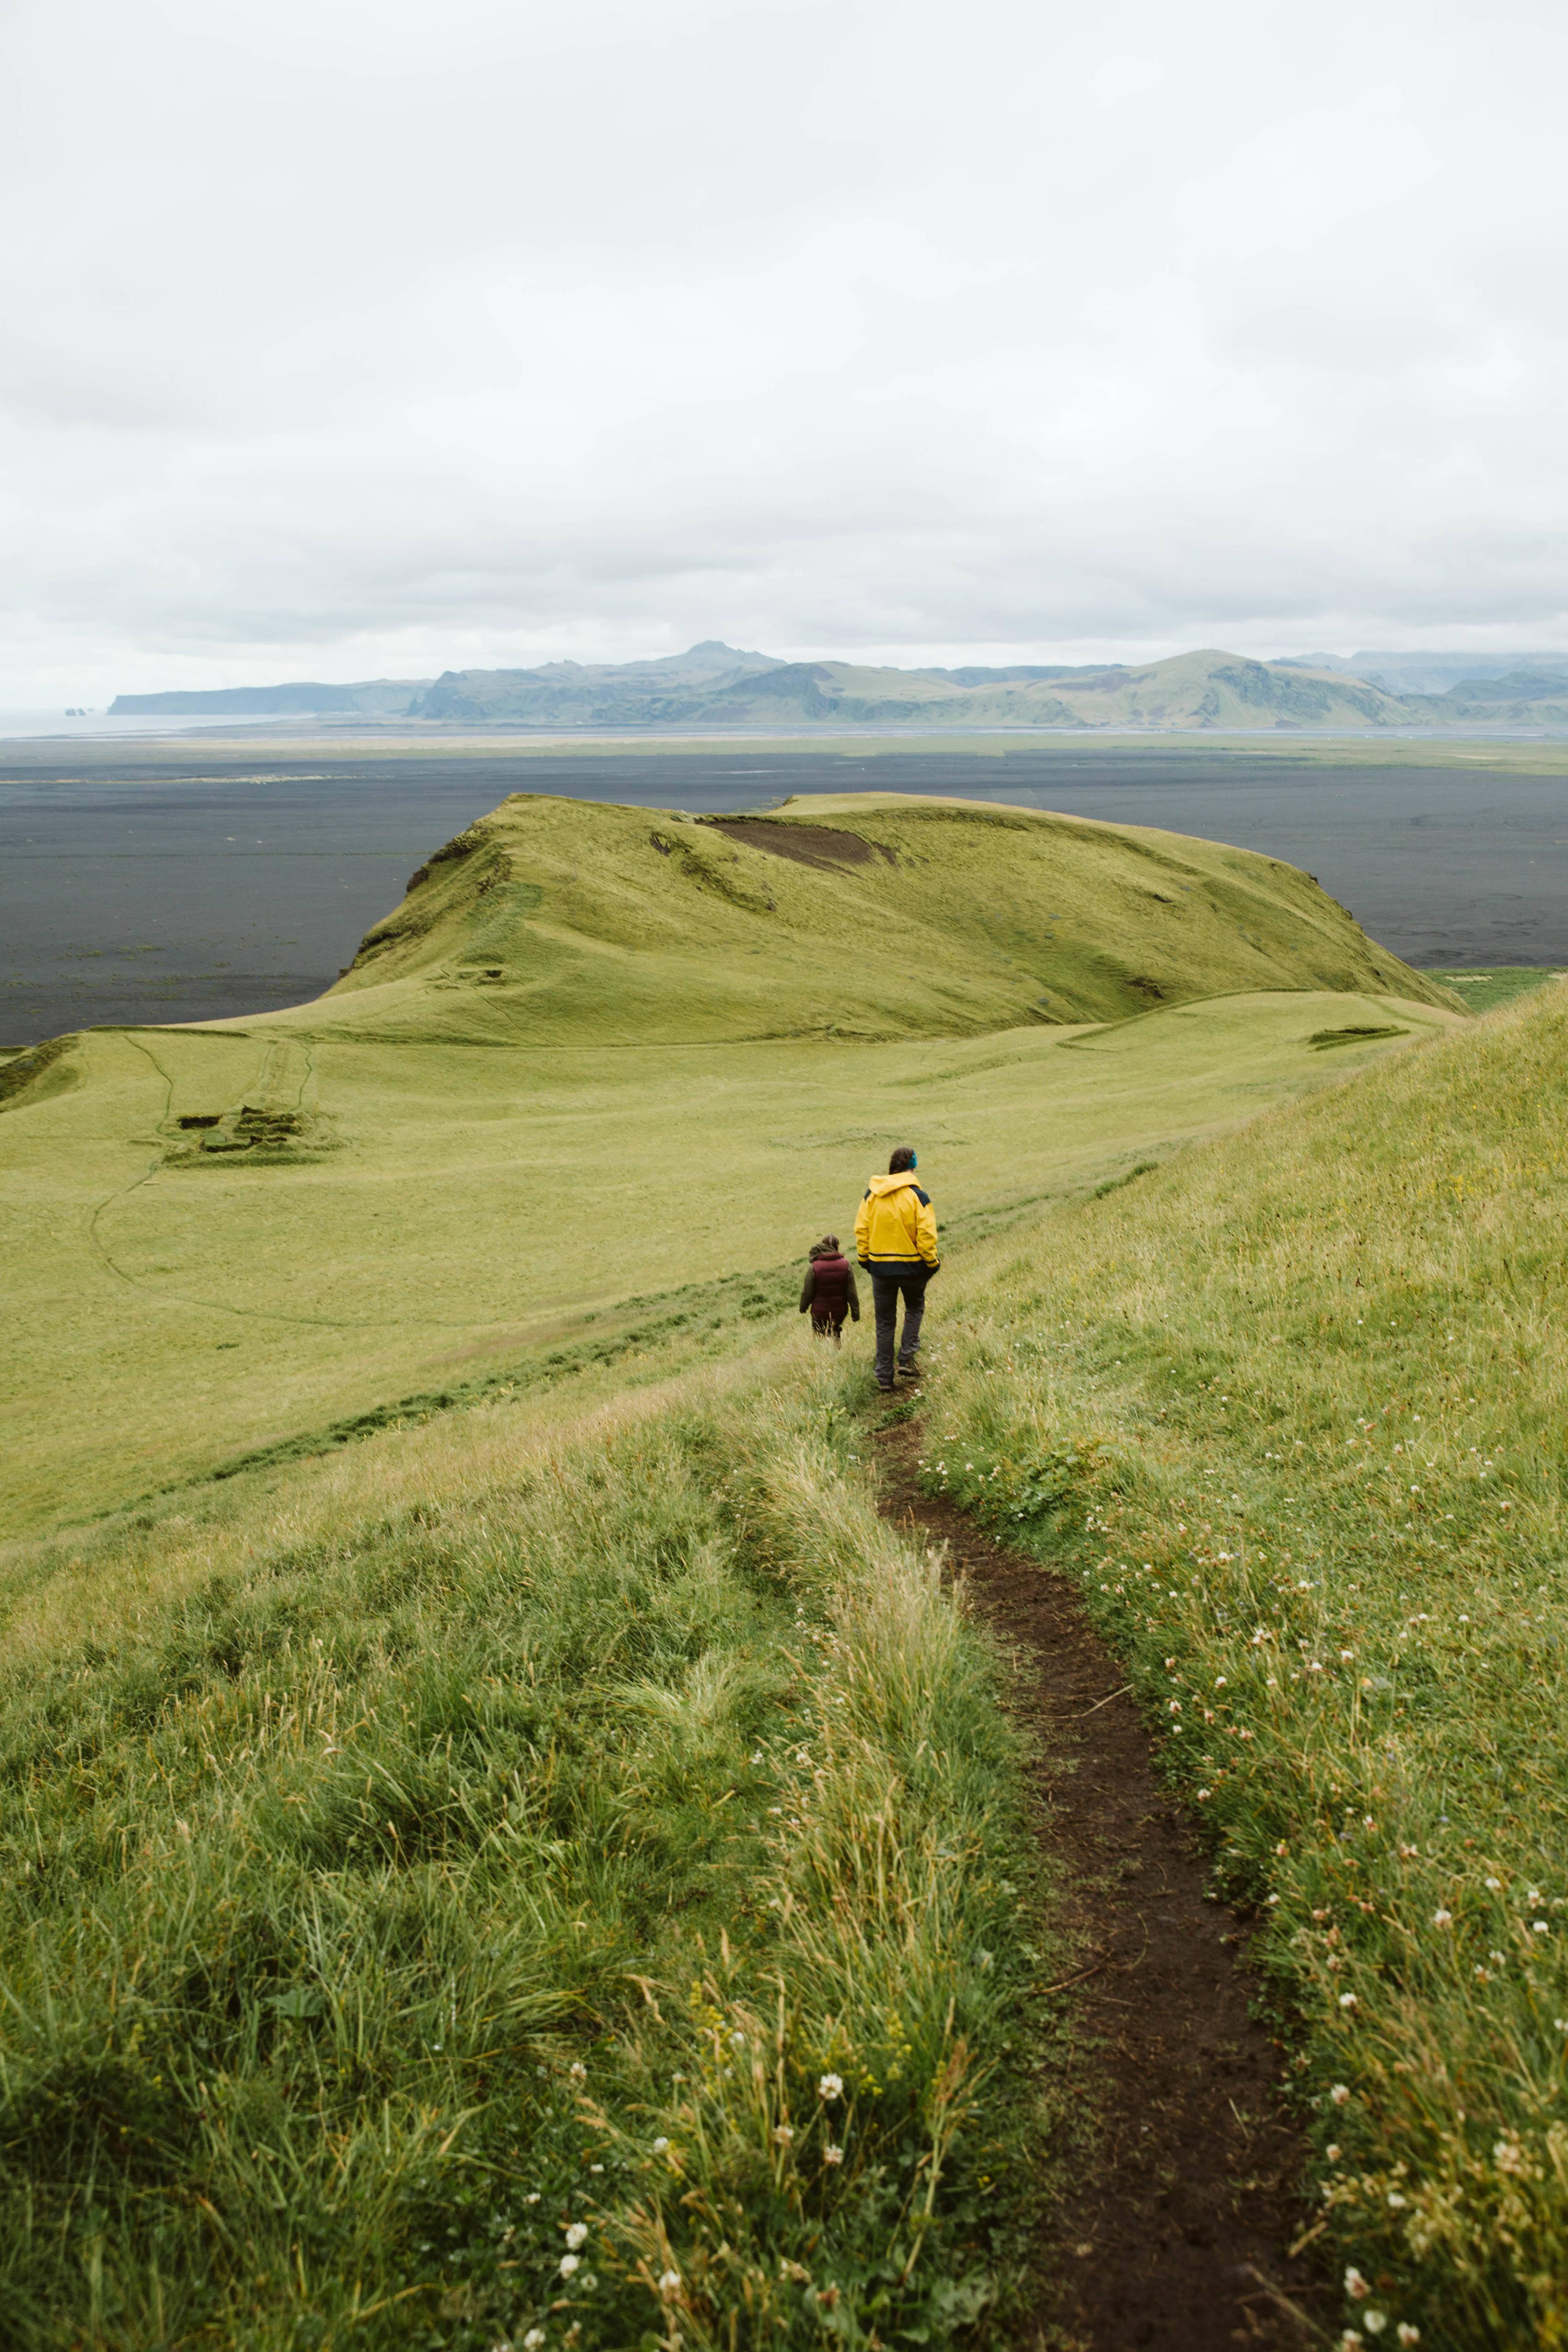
[854,1145,939,1390]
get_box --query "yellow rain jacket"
[855,1173,940,1270]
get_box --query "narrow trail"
[873,1422,1331,2352]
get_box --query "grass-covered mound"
[0,790,1458,1536]
[916,976,1568,2346]
[0,1353,1062,2350]
[1,969,1456,1538]
[308,791,1453,1046]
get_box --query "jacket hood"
[867,1172,919,1197]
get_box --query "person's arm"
[847,1266,860,1322]
[854,1189,872,1266]
[799,1267,816,1313]
[915,1188,940,1270]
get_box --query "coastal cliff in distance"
[109,678,431,717]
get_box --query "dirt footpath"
[874,1423,1331,2352]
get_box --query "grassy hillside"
[0,791,1456,1535]
[915,977,1568,2346]
[311,791,1452,1045]
[2,781,1549,2348]
[0,989,1456,1537]
[0,1340,1070,2351]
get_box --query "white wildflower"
[824,2143,844,2164]
[651,2136,670,2154]
[1345,2264,1370,2300]
[1397,2328,1422,2346]
[1364,2318,1388,2340]
[818,2072,844,2101]
[658,2270,681,2296]
[568,2060,587,2084]
[1432,1908,1453,1928]
[1330,2083,1351,2105]
[565,2222,588,2251]
[1340,1992,1358,2009]
[524,2333,546,2350]
[559,2254,580,2279]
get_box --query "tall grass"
[916,981,1568,2349]
[0,1356,1057,2350]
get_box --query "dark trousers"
[811,1311,847,1345]
[869,1266,929,1386]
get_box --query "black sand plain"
[4,741,1567,1041]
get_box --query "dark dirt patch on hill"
[873,1421,1330,2351]
[704,818,891,868]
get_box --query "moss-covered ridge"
[296,790,1455,1046]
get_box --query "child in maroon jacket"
[799,1235,860,1344]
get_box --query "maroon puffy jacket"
[799,1253,861,1321]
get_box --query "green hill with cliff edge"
[0,792,1458,1535]
[0,789,1525,2352]
[300,791,1454,1046]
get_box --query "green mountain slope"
[0,792,1457,1532]
[297,790,1455,1048]
[0,910,1543,2352]
[687,650,1409,730]
[920,978,1568,2342]
[0,988,1458,1536]
[403,647,1411,730]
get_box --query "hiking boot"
[897,1360,921,1381]
[877,1380,896,1394]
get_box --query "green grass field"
[0,793,1457,1537]
[1424,966,1566,1015]
[5,788,1536,2351]
[917,974,1568,2346]
[0,1344,1079,2350]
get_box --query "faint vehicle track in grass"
[872,1418,1330,2351]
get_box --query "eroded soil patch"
[874,1422,1330,2351]
[705,818,891,868]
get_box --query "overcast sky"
[3,0,1566,700]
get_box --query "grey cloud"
[3,0,1567,701]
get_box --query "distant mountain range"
[109,641,1568,730]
